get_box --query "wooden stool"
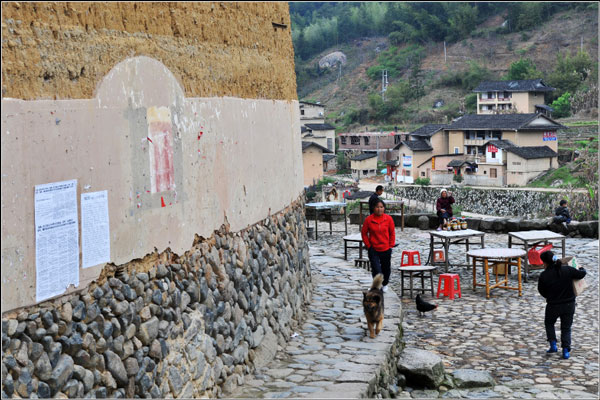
[399,266,436,298]
[354,258,371,270]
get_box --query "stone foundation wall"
[1,198,311,398]
[388,186,592,219]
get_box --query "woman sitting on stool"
[436,189,455,231]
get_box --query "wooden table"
[305,202,348,240]
[467,248,525,299]
[427,229,485,272]
[342,233,399,261]
[359,199,405,231]
[399,265,436,298]
[508,230,566,282]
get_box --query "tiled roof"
[349,152,378,161]
[535,104,554,111]
[302,141,333,153]
[304,123,335,130]
[323,154,336,162]
[473,79,555,93]
[300,100,323,107]
[447,159,477,167]
[506,146,558,160]
[409,124,447,138]
[446,113,564,131]
[344,190,372,200]
[484,139,516,149]
[301,126,310,133]
[395,139,433,151]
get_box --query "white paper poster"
[35,179,79,302]
[81,190,111,268]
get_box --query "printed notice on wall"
[35,179,79,302]
[81,191,111,268]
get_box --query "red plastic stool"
[433,250,445,262]
[401,250,421,267]
[437,273,461,300]
[527,243,553,265]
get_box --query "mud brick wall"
[1,2,296,100]
[1,199,311,398]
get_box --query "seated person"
[553,199,572,225]
[436,189,455,231]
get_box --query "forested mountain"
[290,2,598,130]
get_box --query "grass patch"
[528,166,586,188]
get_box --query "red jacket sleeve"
[388,215,396,248]
[361,217,371,249]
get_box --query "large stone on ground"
[452,369,495,388]
[506,218,521,232]
[492,219,507,232]
[466,218,481,230]
[578,221,594,238]
[479,219,494,231]
[396,348,445,388]
[417,216,430,230]
[252,329,277,369]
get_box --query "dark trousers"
[545,301,576,350]
[437,211,450,226]
[553,215,571,224]
[368,248,392,286]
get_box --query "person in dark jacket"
[553,199,572,225]
[368,185,385,215]
[436,189,455,230]
[538,251,586,359]
[361,199,396,293]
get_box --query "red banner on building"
[487,145,498,153]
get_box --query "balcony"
[464,139,486,146]
[479,98,496,102]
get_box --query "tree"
[505,58,540,80]
[550,92,572,118]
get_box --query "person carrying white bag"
[537,251,587,360]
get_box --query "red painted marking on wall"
[161,196,166,207]
[149,121,175,193]
[146,136,153,143]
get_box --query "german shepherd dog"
[363,274,384,338]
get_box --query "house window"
[481,93,487,100]
[487,92,495,99]
[300,109,305,115]
[490,168,497,178]
[454,147,460,154]
[491,151,496,159]
[327,138,333,150]
[341,136,347,145]
[421,171,425,177]
[363,170,369,175]
[351,136,360,145]
[394,135,401,144]
[364,137,370,145]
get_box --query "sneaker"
[382,285,388,293]
[562,348,570,359]
[436,227,442,231]
[547,340,558,353]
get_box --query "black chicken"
[416,294,437,317]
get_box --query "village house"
[302,123,336,152]
[300,101,325,124]
[473,78,555,115]
[338,131,406,161]
[349,152,378,180]
[398,114,563,187]
[302,141,333,187]
[323,153,337,172]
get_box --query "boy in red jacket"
[361,199,396,292]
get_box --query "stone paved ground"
[232,249,402,398]
[305,222,599,399]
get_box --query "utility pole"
[444,41,447,64]
[381,70,388,101]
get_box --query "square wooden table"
[428,229,486,272]
[508,230,566,282]
[359,199,405,231]
[399,265,437,298]
[305,201,348,240]
[467,248,526,299]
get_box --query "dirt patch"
[2,2,297,100]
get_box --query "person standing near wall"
[538,251,587,359]
[369,185,385,215]
[361,199,396,293]
[436,188,455,230]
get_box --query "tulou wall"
[1,2,311,398]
